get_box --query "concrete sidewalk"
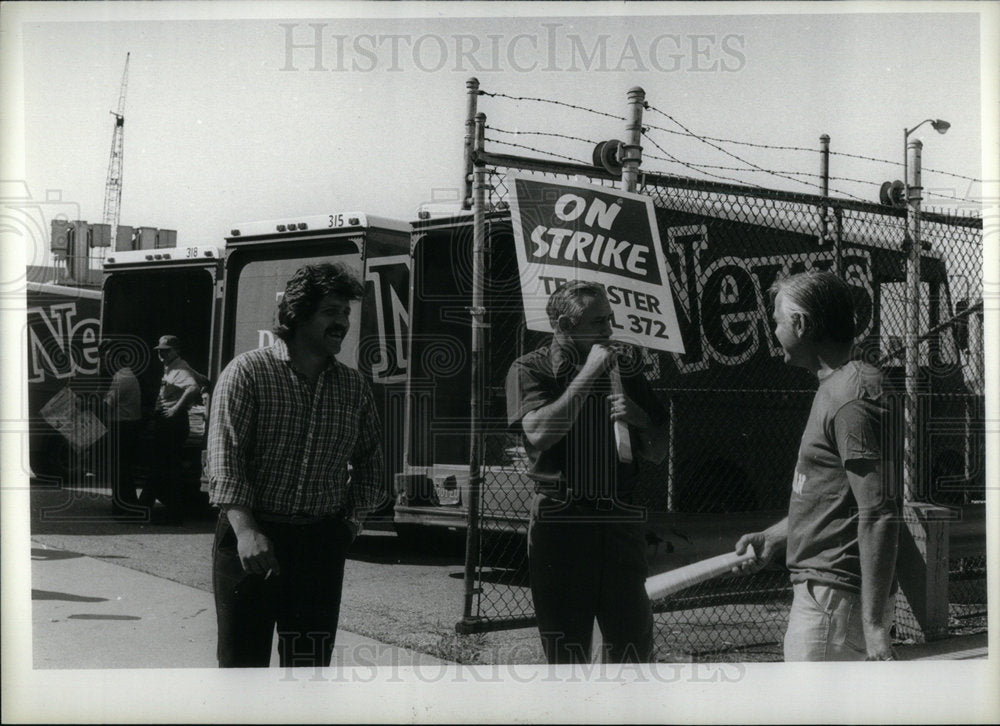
[896,632,988,661]
[31,542,449,669]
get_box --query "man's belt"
[254,509,346,525]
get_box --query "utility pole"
[899,117,948,500]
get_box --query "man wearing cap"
[142,334,209,524]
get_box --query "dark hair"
[273,263,364,342]
[546,280,605,328]
[770,270,856,345]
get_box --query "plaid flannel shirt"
[207,339,384,526]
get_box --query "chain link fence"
[457,153,985,659]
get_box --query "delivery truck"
[26,278,103,483]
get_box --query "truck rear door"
[102,246,223,406]
[100,245,224,505]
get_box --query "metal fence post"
[904,138,923,502]
[666,396,676,512]
[833,206,843,278]
[820,134,830,245]
[460,111,488,626]
[462,78,480,210]
[896,136,953,642]
[622,87,645,193]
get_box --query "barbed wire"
[486,124,930,199]
[644,118,982,184]
[479,88,982,205]
[478,89,624,121]
[643,122,817,154]
[641,152,896,190]
[920,189,984,204]
[644,130,872,203]
[481,87,981,184]
[829,151,983,183]
[483,136,593,166]
[645,106,873,202]
[640,130,766,188]
[487,129,979,206]
[485,125,599,146]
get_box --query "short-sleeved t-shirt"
[156,357,205,414]
[505,339,667,503]
[786,360,896,592]
[105,367,142,422]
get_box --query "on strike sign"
[508,172,684,354]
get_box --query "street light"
[901,117,950,502]
[904,119,950,202]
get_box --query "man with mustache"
[207,262,385,668]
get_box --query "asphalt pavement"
[26,484,449,670]
[30,542,448,669]
[22,484,988,670]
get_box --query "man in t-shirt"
[98,339,144,518]
[506,280,669,664]
[140,334,209,524]
[735,271,899,661]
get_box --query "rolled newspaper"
[645,545,757,601]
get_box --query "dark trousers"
[145,413,188,515]
[108,419,142,509]
[528,494,654,664]
[212,513,352,668]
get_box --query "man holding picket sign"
[504,173,684,664]
[506,280,670,664]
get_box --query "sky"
[3,2,996,271]
[3,2,999,723]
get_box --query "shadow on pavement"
[347,530,466,567]
[448,567,530,587]
[67,614,142,621]
[31,547,85,561]
[29,485,217,536]
[31,589,108,603]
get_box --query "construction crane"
[102,52,129,252]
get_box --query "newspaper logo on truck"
[27,301,100,383]
[508,173,684,354]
